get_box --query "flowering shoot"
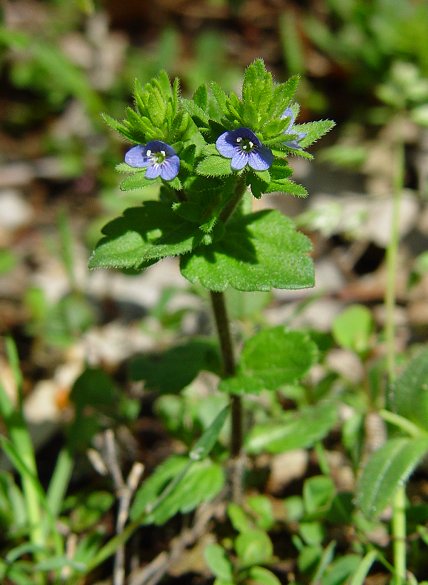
[216,127,274,171]
[125,140,180,181]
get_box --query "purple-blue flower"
[281,107,307,150]
[216,127,274,171]
[125,140,180,181]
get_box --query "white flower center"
[147,149,167,165]
[236,136,255,152]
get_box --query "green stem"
[210,291,241,458]
[384,140,406,583]
[384,142,404,382]
[392,486,407,585]
[211,175,248,462]
[219,174,247,223]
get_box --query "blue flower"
[281,107,307,150]
[216,127,274,171]
[125,140,180,181]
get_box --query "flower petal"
[284,140,301,150]
[231,151,249,170]
[248,146,274,171]
[160,155,180,180]
[145,164,162,179]
[281,107,295,132]
[234,127,261,146]
[125,145,150,168]
[216,132,237,158]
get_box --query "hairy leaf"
[357,437,428,517]
[181,210,313,291]
[89,202,202,270]
[298,120,336,148]
[230,328,318,392]
[197,155,233,177]
[130,456,224,525]
[246,402,337,454]
[389,350,428,431]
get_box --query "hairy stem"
[210,291,242,459]
[210,175,248,484]
[219,174,247,223]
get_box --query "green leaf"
[246,402,337,454]
[70,367,118,411]
[66,491,115,532]
[235,529,273,568]
[227,328,318,392]
[228,502,253,533]
[219,375,265,395]
[357,437,428,517]
[193,84,208,109]
[265,177,308,198]
[246,170,271,198]
[265,159,308,197]
[210,81,229,113]
[0,472,26,529]
[180,210,314,292]
[89,202,202,271]
[204,544,233,581]
[130,456,224,525]
[389,350,428,431]
[332,305,373,355]
[303,476,335,519]
[247,495,275,530]
[242,59,270,104]
[270,75,300,118]
[197,155,233,177]
[189,405,229,461]
[347,551,378,585]
[129,339,220,394]
[242,59,273,126]
[298,119,336,148]
[321,554,361,585]
[120,171,160,191]
[247,566,281,585]
[34,556,86,573]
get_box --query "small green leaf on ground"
[235,529,273,568]
[204,544,233,581]
[246,402,337,454]
[332,305,373,355]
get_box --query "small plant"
[87,60,334,577]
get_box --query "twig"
[103,430,145,585]
[128,498,225,585]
